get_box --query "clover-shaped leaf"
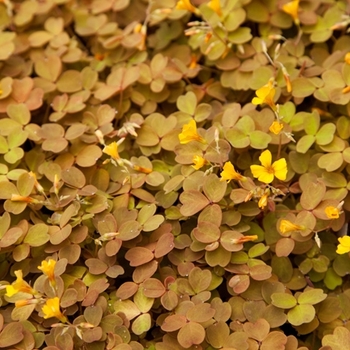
[322,327,350,350]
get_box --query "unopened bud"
[342,86,350,94]
[205,42,217,55]
[95,130,105,145]
[11,194,39,204]
[53,174,60,196]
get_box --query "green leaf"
[177,91,197,116]
[0,181,18,199]
[203,174,226,203]
[4,147,24,164]
[304,112,320,135]
[342,147,350,164]
[300,180,326,210]
[298,289,327,305]
[236,115,255,134]
[226,128,250,148]
[194,103,212,122]
[324,267,343,290]
[271,293,297,309]
[24,223,49,247]
[224,8,246,31]
[317,152,343,172]
[227,27,252,44]
[118,221,142,241]
[296,135,315,153]
[291,77,316,98]
[0,135,8,154]
[315,123,335,145]
[17,172,35,197]
[113,300,140,321]
[249,130,271,149]
[287,304,315,326]
[132,313,151,335]
[6,104,31,126]
[248,243,269,258]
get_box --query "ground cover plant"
[0,0,350,349]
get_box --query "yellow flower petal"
[282,0,300,24]
[345,52,350,65]
[5,285,18,297]
[336,236,350,254]
[103,142,120,160]
[176,0,197,13]
[338,236,350,247]
[208,0,222,16]
[252,80,276,110]
[259,150,272,168]
[279,219,304,235]
[38,259,56,284]
[42,297,67,322]
[220,161,246,182]
[252,97,263,105]
[178,120,206,144]
[192,155,207,170]
[269,121,284,135]
[325,206,340,219]
[336,244,350,254]
[258,193,268,209]
[251,150,287,184]
[250,165,273,184]
[272,158,288,181]
[5,270,36,297]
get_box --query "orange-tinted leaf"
[177,321,205,348]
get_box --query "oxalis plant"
[0,0,350,349]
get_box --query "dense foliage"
[0,0,350,349]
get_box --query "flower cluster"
[4,259,67,324]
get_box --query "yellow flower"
[5,270,36,297]
[250,150,287,184]
[134,23,147,51]
[15,299,39,307]
[269,121,284,135]
[220,161,246,182]
[258,193,269,209]
[231,235,258,244]
[279,219,304,235]
[208,0,222,16]
[11,194,39,204]
[176,0,198,13]
[178,120,206,144]
[325,206,340,219]
[42,297,67,323]
[28,171,44,193]
[342,86,350,94]
[189,54,198,69]
[192,155,208,170]
[336,236,350,254]
[252,79,277,110]
[282,0,300,24]
[345,52,350,65]
[133,164,152,174]
[103,141,120,160]
[38,259,56,285]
